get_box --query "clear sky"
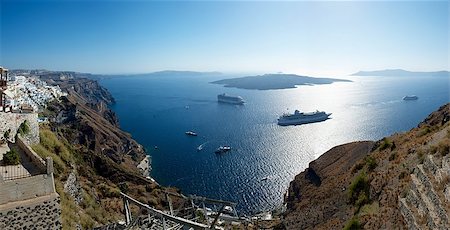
[0,0,448,76]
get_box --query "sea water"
[100,73,449,214]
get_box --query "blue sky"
[0,1,448,76]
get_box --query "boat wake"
[197,141,208,151]
[351,99,402,108]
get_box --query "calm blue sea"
[100,73,449,214]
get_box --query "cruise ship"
[217,93,244,105]
[403,95,418,101]
[278,110,331,126]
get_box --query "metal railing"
[121,192,209,230]
[120,190,243,230]
[0,164,32,181]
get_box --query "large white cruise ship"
[217,93,245,105]
[278,109,331,126]
[403,95,418,101]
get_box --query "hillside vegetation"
[283,103,449,229]
[32,78,180,229]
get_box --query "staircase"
[399,154,450,229]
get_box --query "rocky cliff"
[34,77,179,229]
[283,103,450,229]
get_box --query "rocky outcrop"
[284,141,374,229]
[283,103,450,229]
[400,154,450,229]
[63,170,83,205]
[137,156,151,178]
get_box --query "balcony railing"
[0,164,32,181]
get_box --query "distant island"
[351,69,450,77]
[211,74,351,90]
[90,70,223,80]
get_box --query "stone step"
[415,165,449,226]
[423,155,443,183]
[405,189,425,218]
[399,197,420,230]
[445,186,450,203]
[442,155,450,176]
[411,174,439,229]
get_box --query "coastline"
[137,155,151,178]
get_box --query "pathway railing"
[121,191,241,230]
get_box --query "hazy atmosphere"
[1,1,448,75]
[0,1,449,229]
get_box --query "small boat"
[403,95,418,100]
[215,146,231,154]
[185,131,198,136]
[154,146,158,150]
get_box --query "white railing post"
[46,157,53,175]
[123,196,132,225]
[162,214,167,230]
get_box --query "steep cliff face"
[35,77,179,228]
[283,103,450,229]
[284,141,375,229]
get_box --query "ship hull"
[403,96,418,101]
[277,113,331,126]
[218,98,245,105]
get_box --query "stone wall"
[0,193,61,230]
[0,112,39,145]
[16,136,46,173]
[0,173,56,205]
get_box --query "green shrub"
[355,192,369,208]
[390,141,396,151]
[352,161,365,173]
[365,156,377,171]
[348,171,370,209]
[55,181,80,230]
[18,120,30,135]
[118,182,129,193]
[343,216,361,230]
[429,145,438,155]
[389,152,397,161]
[399,171,408,180]
[39,129,72,164]
[379,138,391,151]
[99,183,120,198]
[32,144,66,177]
[437,141,449,157]
[417,126,431,137]
[3,129,11,140]
[417,149,425,164]
[3,149,20,165]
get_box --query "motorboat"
[185,131,198,136]
[215,146,231,154]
